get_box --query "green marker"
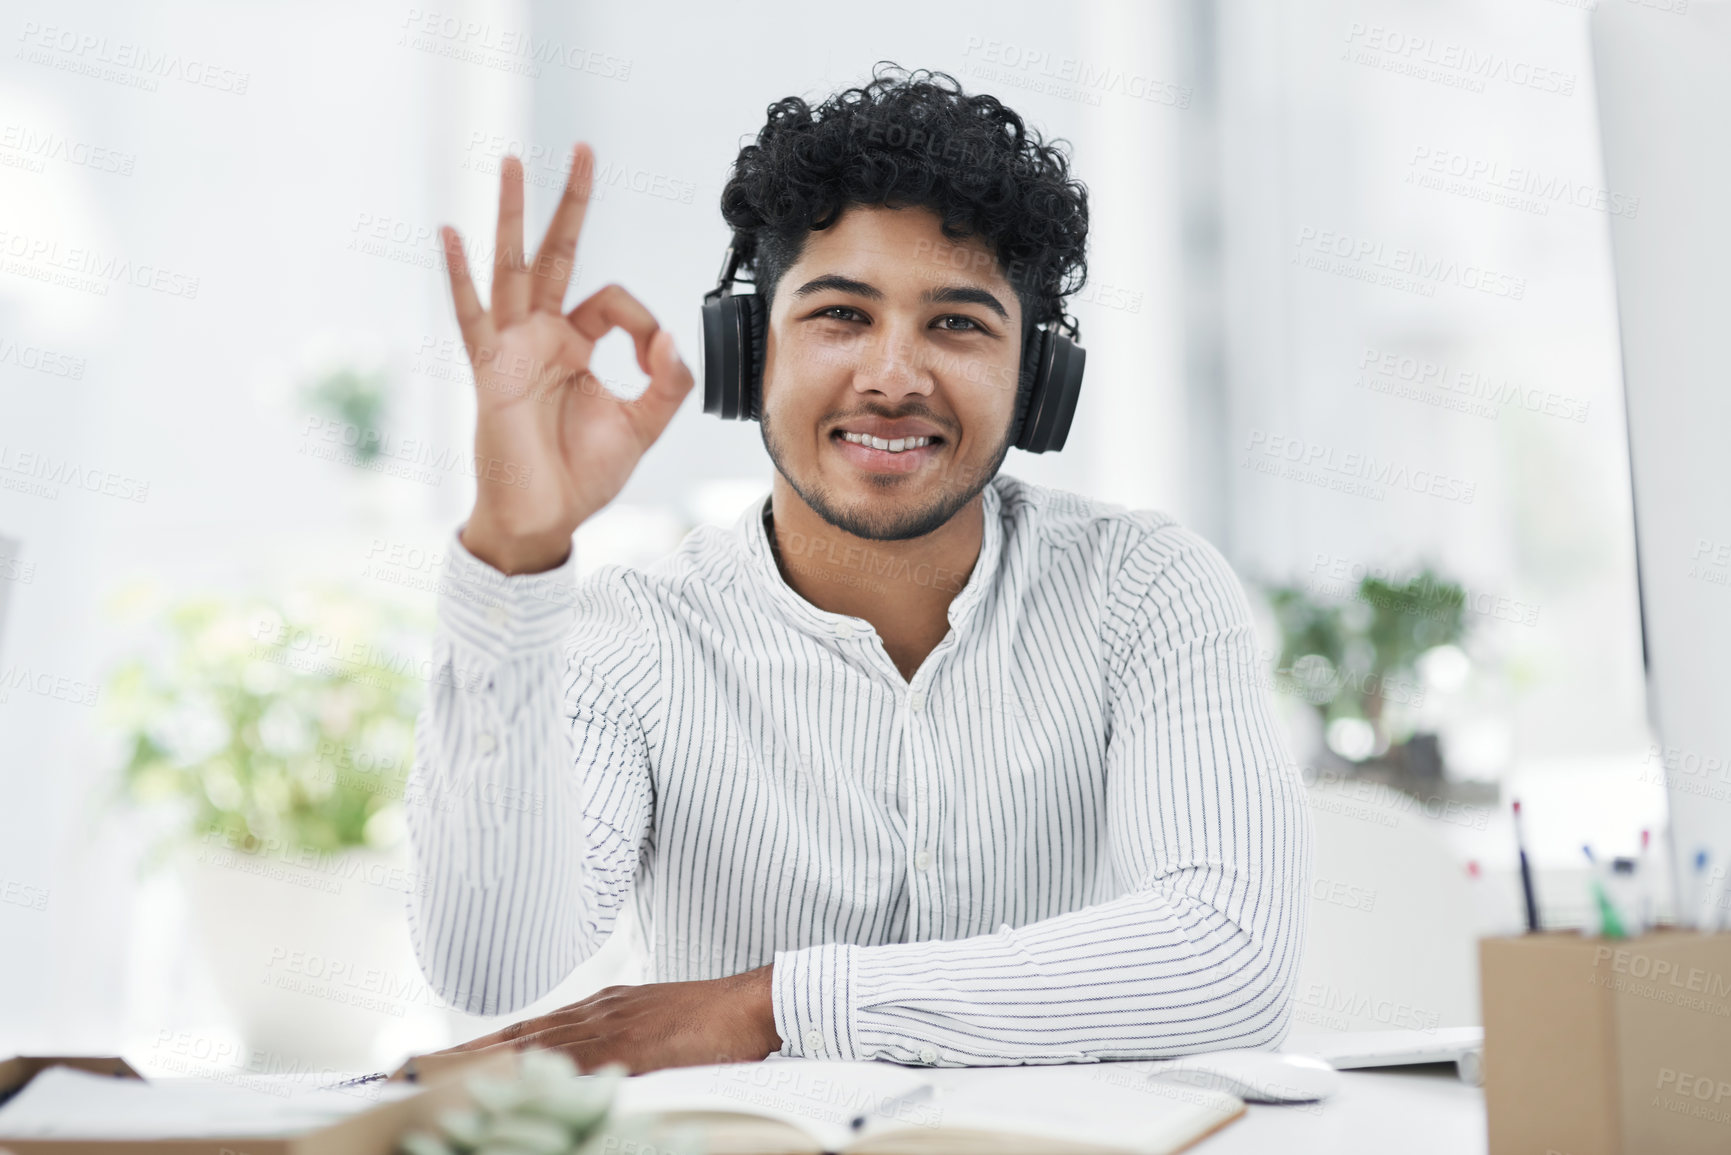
[1584,845,1627,939]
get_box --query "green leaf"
[482,1116,572,1155]
[399,1130,455,1155]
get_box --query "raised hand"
[444,143,694,574]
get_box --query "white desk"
[1200,1064,1485,1153]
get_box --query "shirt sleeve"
[403,526,656,1017]
[769,525,1313,1065]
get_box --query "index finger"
[529,143,596,315]
[567,282,662,374]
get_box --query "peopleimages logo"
[1293,227,1526,301]
[960,36,1192,109]
[14,21,252,94]
[1243,429,1477,505]
[0,335,86,380]
[0,228,200,299]
[1356,346,1590,425]
[1342,23,1576,97]
[0,443,150,503]
[1307,551,1541,629]
[1405,145,1639,220]
[397,9,632,81]
[0,122,136,176]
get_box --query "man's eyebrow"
[792,274,882,301]
[923,284,1010,322]
[791,274,1011,322]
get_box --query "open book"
[611,1058,1244,1155]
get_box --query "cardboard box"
[1480,930,1731,1155]
[0,1052,513,1155]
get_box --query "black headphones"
[699,245,1086,453]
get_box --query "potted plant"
[1259,565,1497,803]
[105,584,432,1070]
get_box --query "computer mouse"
[1143,1049,1342,1103]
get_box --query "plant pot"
[173,837,428,1072]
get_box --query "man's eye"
[935,315,983,332]
[817,305,865,322]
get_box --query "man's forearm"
[437,962,785,1073]
[406,531,652,1018]
[771,863,1307,1066]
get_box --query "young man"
[407,66,1311,1073]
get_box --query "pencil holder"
[1479,929,1731,1155]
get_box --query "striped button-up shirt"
[406,472,1312,1066]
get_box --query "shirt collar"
[732,478,1007,641]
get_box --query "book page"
[855,1063,1244,1155]
[0,1067,419,1139]
[613,1059,933,1153]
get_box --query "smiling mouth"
[828,428,947,474]
[833,430,943,453]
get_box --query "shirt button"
[804,1028,825,1052]
[914,849,932,871]
[477,732,497,755]
[919,1046,938,1065]
[833,620,854,639]
[908,690,926,713]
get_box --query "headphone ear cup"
[1011,326,1049,450]
[741,293,768,421]
[698,293,767,422]
[699,295,738,419]
[1038,332,1085,452]
[1014,329,1086,453]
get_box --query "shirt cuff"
[435,523,580,661]
[771,943,859,1061]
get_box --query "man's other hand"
[436,964,784,1074]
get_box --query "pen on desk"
[1513,799,1540,932]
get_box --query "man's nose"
[852,327,934,400]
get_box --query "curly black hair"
[719,63,1090,350]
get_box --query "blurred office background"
[0,0,1666,1073]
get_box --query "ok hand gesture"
[445,143,694,574]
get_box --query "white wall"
[1214,0,1649,771]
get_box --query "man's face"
[758,204,1024,542]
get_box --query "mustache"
[825,404,953,433]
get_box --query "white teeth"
[840,432,933,453]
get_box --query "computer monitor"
[1592,1,1731,924]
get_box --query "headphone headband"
[704,245,749,305]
